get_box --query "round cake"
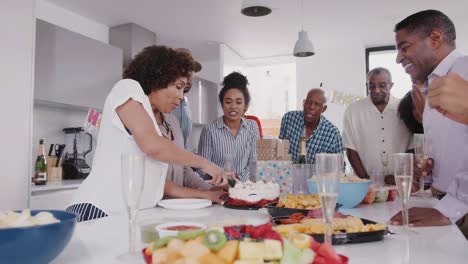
[227,181,280,208]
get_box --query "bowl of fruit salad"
[143,222,348,264]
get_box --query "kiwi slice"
[202,230,227,251]
[152,236,175,250]
[178,229,206,240]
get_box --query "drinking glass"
[380,152,389,176]
[119,153,145,261]
[224,153,238,185]
[413,134,428,196]
[315,153,342,244]
[291,164,312,195]
[393,153,413,231]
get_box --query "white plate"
[157,199,212,210]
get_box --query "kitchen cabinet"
[30,180,83,210]
[34,19,123,110]
[185,76,219,125]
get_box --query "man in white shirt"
[390,10,468,237]
[342,67,412,180]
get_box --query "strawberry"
[262,229,283,243]
[309,237,321,252]
[224,226,241,240]
[249,223,273,239]
[316,242,341,264]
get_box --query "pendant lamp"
[293,0,315,57]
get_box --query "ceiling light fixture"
[293,0,315,57]
[241,0,272,17]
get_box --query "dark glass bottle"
[297,136,308,164]
[34,139,47,185]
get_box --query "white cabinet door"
[35,19,123,110]
[30,189,76,210]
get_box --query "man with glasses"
[279,88,343,164]
[342,67,412,179]
[172,48,202,149]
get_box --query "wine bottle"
[297,136,308,164]
[34,139,47,185]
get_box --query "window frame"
[365,45,396,95]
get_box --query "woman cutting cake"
[67,46,229,221]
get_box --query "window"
[366,46,412,98]
[245,63,296,138]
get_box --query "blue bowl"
[0,210,77,264]
[307,179,371,209]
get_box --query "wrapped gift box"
[256,139,291,161]
[255,160,293,196]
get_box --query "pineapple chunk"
[233,260,265,264]
[199,253,227,264]
[167,238,185,253]
[180,240,210,260]
[152,248,169,264]
[216,240,239,263]
[239,241,265,260]
[264,239,283,261]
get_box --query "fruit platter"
[142,222,349,264]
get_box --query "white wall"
[0,0,36,210]
[296,10,468,132]
[221,43,245,79]
[37,0,109,43]
[245,63,296,119]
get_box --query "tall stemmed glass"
[315,153,342,244]
[119,153,145,260]
[394,153,413,232]
[413,134,430,196]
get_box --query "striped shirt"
[279,111,343,163]
[198,117,260,181]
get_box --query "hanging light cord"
[300,0,304,30]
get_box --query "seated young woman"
[197,72,260,182]
[67,45,228,222]
[159,112,226,204]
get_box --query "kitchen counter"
[31,179,84,194]
[53,196,468,264]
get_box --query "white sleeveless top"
[70,79,168,215]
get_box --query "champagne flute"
[119,153,145,261]
[315,153,342,244]
[380,152,389,176]
[413,134,429,196]
[393,153,413,232]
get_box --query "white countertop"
[31,180,84,193]
[53,197,468,264]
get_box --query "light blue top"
[171,97,192,148]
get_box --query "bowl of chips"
[0,209,77,263]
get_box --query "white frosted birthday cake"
[227,181,280,207]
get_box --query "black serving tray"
[273,217,386,245]
[223,202,261,210]
[265,202,342,218]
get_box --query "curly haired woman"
[67,46,228,221]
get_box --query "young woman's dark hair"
[123,45,195,95]
[398,91,424,134]
[219,72,251,110]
